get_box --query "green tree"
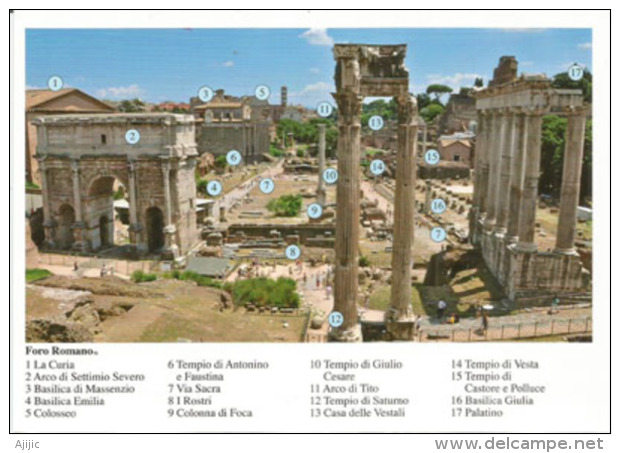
[539,115,592,204]
[474,77,484,88]
[266,195,303,217]
[552,69,592,104]
[420,103,445,123]
[214,155,228,168]
[117,98,146,113]
[416,93,431,110]
[426,84,453,103]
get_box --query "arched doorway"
[99,215,110,248]
[87,176,130,250]
[57,203,75,249]
[146,207,165,253]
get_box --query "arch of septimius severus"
[33,113,200,260]
[470,57,590,302]
[330,44,419,342]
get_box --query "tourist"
[316,276,321,289]
[482,312,489,334]
[437,299,447,319]
[326,285,332,299]
[415,315,423,335]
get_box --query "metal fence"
[420,316,592,342]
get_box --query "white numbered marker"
[285,244,301,260]
[370,159,386,176]
[259,178,275,194]
[198,86,214,103]
[322,168,339,185]
[307,203,323,219]
[368,115,385,131]
[255,85,271,101]
[328,311,344,328]
[125,129,141,145]
[47,75,64,92]
[226,150,242,166]
[206,180,223,197]
[317,102,334,118]
[568,63,584,82]
[424,149,441,166]
[431,198,447,214]
[431,226,447,243]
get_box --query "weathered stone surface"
[34,113,200,257]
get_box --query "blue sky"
[26,28,592,107]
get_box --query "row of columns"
[475,105,587,255]
[331,87,419,340]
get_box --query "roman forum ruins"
[329,44,418,342]
[470,57,590,301]
[33,113,200,259]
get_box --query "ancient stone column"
[316,124,327,205]
[478,112,491,215]
[388,95,418,322]
[555,108,588,254]
[70,160,85,251]
[161,159,179,258]
[506,112,527,242]
[516,110,544,252]
[484,110,503,230]
[422,124,428,155]
[127,161,141,247]
[425,179,432,214]
[330,90,363,342]
[37,157,56,247]
[495,109,516,235]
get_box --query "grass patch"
[26,268,52,283]
[130,270,157,283]
[162,270,223,289]
[367,284,423,314]
[228,277,300,309]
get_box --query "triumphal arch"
[330,44,419,342]
[33,113,200,259]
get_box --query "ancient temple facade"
[33,113,200,259]
[470,57,590,303]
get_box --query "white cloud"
[309,68,320,74]
[299,28,334,46]
[578,42,592,50]
[222,60,235,67]
[95,84,143,99]
[520,61,534,67]
[289,81,334,107]
[426,73,484,91]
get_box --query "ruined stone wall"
[199,122,269,163]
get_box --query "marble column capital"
[396,94,418,125]
[332,92,363,119]
[563,105,589,117]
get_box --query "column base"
[483,219,496,232]
[385,320,416,341]
[514,242,538,253]
[553,247,579,256]
[384,306,414,323]
[328,324,362,343]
